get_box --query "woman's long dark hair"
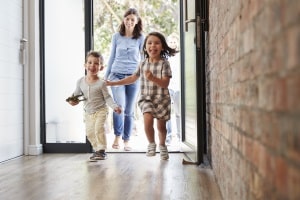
[143,32,179,59]
[119,8,143,39]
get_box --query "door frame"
[180,0,208,164]
[40,0,93,153]
[39,0,209,156]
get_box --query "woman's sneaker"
[90,150,107,161]
[159,145,169,160]
[146,143,157,157]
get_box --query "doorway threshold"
[106,131,182,153]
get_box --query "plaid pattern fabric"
[135,59,172,120]
[135,59,172,96]
[138,95,171,120]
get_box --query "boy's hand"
[114,107,122,114]
[66,94,85,106]
[67,100,79,106]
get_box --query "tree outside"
[93,0,179,61]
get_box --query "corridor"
[0,153,223,200]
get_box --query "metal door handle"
[185,19,196,32]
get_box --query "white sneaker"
[146,143,156,157]
[159,145,169,160]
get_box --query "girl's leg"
[143,112,155,143]
[157,118,169,160]
[157,119,167,146]
[143,113,157,157]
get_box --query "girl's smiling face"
[145,35,163,60]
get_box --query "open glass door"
[91,0,182,152]
[42,0,91,152]
[181,0,206,164]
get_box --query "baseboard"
[27,144,43,155]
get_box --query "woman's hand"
[105,80,115,86]
[114,106,122,114]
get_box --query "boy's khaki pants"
[85,107,108,151]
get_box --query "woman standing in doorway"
[105,8,144,151]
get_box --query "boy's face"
[85,56,103,75]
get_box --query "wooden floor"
[0,153,222,200]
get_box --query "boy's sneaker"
[146,143,157,157]
[90,150,107,161]
[159,145,169,160]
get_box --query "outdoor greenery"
[93,0,179,60]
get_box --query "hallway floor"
[0,153,223,200]
[106,113,182,153]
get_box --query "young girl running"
[106,32,177,160]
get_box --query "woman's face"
[123,14,138,29]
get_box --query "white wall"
[0,0,24,161]
[0,0,42,162]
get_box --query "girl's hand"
[145,70,154,81]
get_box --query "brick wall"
[206,0,300,199]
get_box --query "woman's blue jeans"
[110,73,139,141]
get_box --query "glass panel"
[44,0,85,143]
[183,0,198,162]
[184,24,197,147]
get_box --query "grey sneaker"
[159,145,169,160]
[146,143,157,157]
[90,150,107,161]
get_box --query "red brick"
[273,78,288,111]
[284,118,300,164]
[274,156,288,195]
[287,74,300,112]
[258,78,275,110]
[288,166,300,199]
[285,25,300,70]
